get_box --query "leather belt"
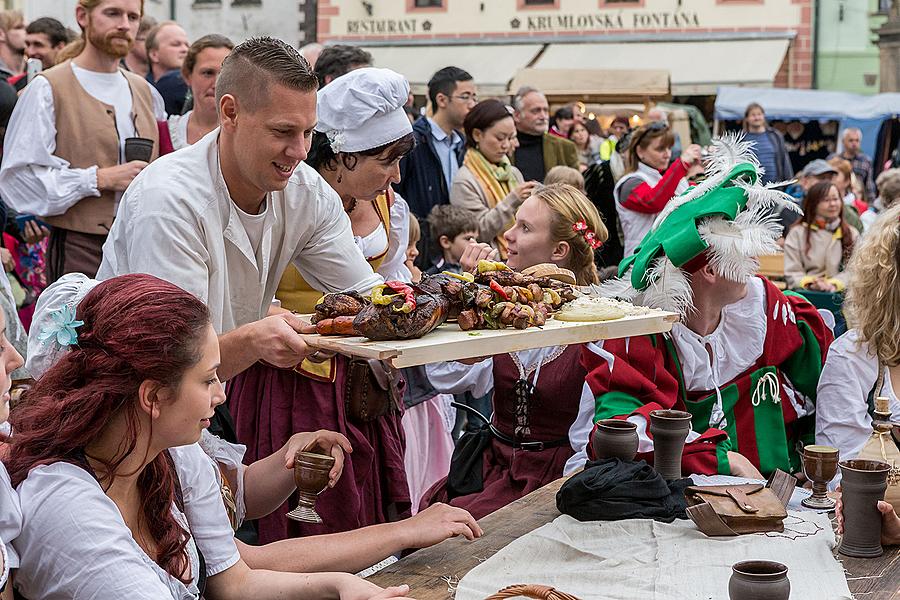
[489,424,570,452]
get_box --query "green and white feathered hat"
[602,133,799,316]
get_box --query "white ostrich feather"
[636,257,694,316]
[651,132,759,231]
[734,178,802,215]
[699,211,782,283]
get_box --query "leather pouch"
[684,470,793,536]
[344,359,405,422]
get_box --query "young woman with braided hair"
[421,184,608,519]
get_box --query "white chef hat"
[315,67,412,154]
[26,273,99,380]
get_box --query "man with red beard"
[0,0,164,282]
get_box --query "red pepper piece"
[489,279,510,301]
[384,280,417,313]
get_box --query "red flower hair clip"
[573,220,603,250]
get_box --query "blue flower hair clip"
[38,305,84,347]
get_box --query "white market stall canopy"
[715,86,900,121]
[361,44,544,97]
[532,39,791,96]
[507,68,670,103]
[715,86,900,160]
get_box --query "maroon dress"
[227,357,410,543]
[420,345,586,520]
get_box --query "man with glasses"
[511,85,579,183]
[396,65,474,268]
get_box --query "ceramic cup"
[592,419,639,462]
[728,560,790,600]
[286,450,335,524]
[649,409,692,480]
[838,459,892,558]
[123,137,154,163]
[800,445,838,510]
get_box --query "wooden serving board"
[303,310,678,368]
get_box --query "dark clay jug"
[728,560,790,600]
[838,459,891,558]
[592,419,639,462]
[649,409,692,480]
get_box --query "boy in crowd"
[425,204,479,275]
[544,165,584,191]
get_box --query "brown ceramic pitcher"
[592,419,639,462]
[649,409,692,480]
[728,560,790,600]
[838,459,892,558]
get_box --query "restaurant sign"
[344,10,702,36]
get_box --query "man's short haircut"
[145,20,178,55]
[138,15,157,37]
[216,36,318,112]
[842,127,862,140]
[427,204,479,243]
[26,17,70,47]
[512,86,542,113]
[0,10,23,34]
[427,66,473,112]
[314,44,372,88]
[877,168,900,208]
[553,106,573,121]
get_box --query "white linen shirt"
[0,463,21,589]
[13,462,204,600]
[98,129,383,333]
[816,329,900,461]
[0,64,166,217]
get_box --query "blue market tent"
[714,86,900,160]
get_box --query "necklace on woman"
[344,198,357,215]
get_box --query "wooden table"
[368,478,900,600]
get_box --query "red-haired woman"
[3,274,412,599]
[784,181,858,292]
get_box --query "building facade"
[816,0,888,94]
[23,0,317,48]
[317,0,813,97]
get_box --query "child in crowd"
[425,205,479,275]
[544,165,585,191]
[405,213,422,284]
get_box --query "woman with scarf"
[784,181,858,292]
[614,121,703,257]
[450,99,538,259]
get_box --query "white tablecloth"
[455,511,851,600]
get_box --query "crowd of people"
[0,0,898,598]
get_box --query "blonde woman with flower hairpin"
[421,183,606,520]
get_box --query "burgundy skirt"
[227,358,410,543]
[420,439,573,521]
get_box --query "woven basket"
[484,584,582,600]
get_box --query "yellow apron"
[279,192,391,381]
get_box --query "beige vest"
[40,59,159,234]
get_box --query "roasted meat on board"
[310,262,577,340]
